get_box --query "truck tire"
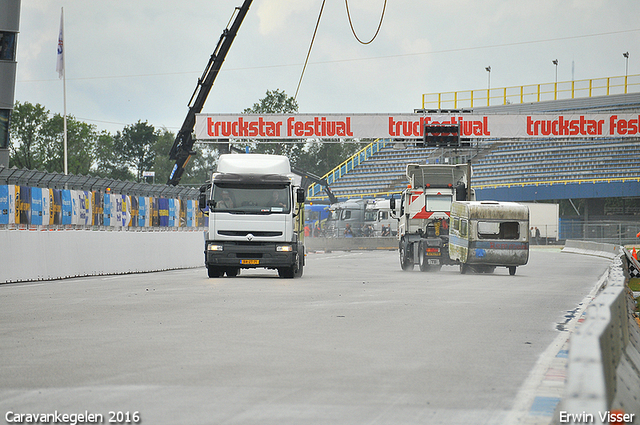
[207,265,223,278]
[278,266,295,278]
[418,241,430,272]
[418,241,441,272]
[399,238,414,271]
[225,268,240,277]
[293,250,304,278]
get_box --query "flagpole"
[58,7,68,175]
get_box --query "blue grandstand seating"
[320,93,640,201]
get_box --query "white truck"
[199,154,305,278]
[520,202,559,243]
[390,163,472,271]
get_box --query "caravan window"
[460,219,468,238]
[478,221,520,240]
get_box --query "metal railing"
[422,74,640,109]
[472,175,640,190]
[560,220,640,246]
[0,167,199,199]
[306,139,390,199]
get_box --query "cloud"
[256,0,316,35]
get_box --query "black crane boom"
[167,0,252,186]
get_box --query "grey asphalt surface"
[0,248,611,425]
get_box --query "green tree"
[115,120,158,181]
[150,128,175,185]
[94,131,135,180]
[238,89,367,177]
[241,89,304,161]
[9,101,48,170]
[40,113,96,175]
[9,101,96,174]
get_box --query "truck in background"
[199,154,305,278]
[520,202,559,244]
[365,198,398,236]
[322,198,398,237]
[324,199,367,237]
[390,163,471,272]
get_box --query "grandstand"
[309,91,640,214]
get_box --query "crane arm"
[167,0,252,186]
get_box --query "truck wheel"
[418,242,429,272]
[207,266,223,278]
[400,239,414,271]
[225,268,240,277]
[278,267,295,278]
[508,266,517,276]
[294,252,304,278]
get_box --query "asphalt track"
[0,248,612,425]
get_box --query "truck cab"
[392,163,471,272]
[202,154,305,278]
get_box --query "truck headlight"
[276,245,293,252]
[208,244,224,251]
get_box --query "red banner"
[195,113,640,140]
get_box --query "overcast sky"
[14,0,640,134]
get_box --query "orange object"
[633,247,638,261]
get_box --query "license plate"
[428,259,440,265]
[241,259,259,265]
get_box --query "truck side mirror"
[390,197,396,210]
[198,192,207,210]
[296,188,306,203]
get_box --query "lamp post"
[485,66,491,106]
[552,59,558,100]
[623,52,629,94]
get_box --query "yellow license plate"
[241,259,259,265]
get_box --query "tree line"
[8,90,367,185]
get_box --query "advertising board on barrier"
[194,113,640,140]
[0,185,203,229]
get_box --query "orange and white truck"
[390,163,472,272]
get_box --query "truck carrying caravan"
[448,201,529,275]
[391,163,471,272]
[199,154,305,278]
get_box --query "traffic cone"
[633,247,638,261]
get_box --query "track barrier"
[304,236,397,252]
[0,228,205,283]
[557,241,640,423]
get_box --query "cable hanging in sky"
[345,0,387,45]
[294,0,326,101]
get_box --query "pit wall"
[557,240,640,423]
[304,236,398,252]
[0,229,205,283]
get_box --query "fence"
[559,219,640,245]
[422,74,640,109]
[0,167,204,230]
[306,139,390,199]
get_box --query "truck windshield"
[426,195,452,212]
[212,184,290,213]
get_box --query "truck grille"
[217,230,282,237]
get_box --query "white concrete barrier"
[562,239,622,259]
[304,236,398,252]
[557,242,640,423]
[0,229,205,283]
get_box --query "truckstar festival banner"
[194,113,640,140]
